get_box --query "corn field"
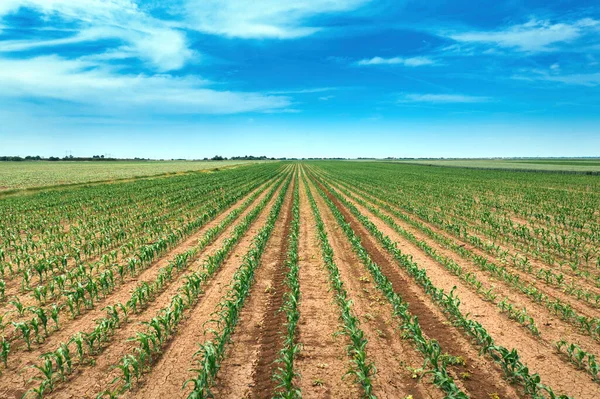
[0,161,598,398]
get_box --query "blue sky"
[0,0,599,158]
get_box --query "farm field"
[391,158,600,173]
[0,160,264,192]
[0,161,599,399]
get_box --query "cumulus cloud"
[449,18,600,52]
[398,93,490,103]
[0,55,291,114]
[357,56,436,66]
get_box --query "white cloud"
[357,56,436,66]
[183,0,371,39]
[399,93,490,103]
[449,18,600,52]
[267,87,336,94]
[0,55,291,114]
[514,69,600,86]
[0,1,193,71]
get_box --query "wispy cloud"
[0,55,291,114]
[183,0,371,39]
[513,69,600,87]
[266,87,336,95]
[0,1,193,71]
[398,93,491,103]
[357,56,436,66]
[449,18,600,52]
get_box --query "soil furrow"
[294,179,359,399]
[123,175,289,399]
[335,177,600,324]
[306,177,446,399]
[211,174,295,398]
[0,177,269,344]
[43,177,283,399]
[325,179,600,399]
[334,178,600,361]
[0,178,276,399]
[310,176,520,399]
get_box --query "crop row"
[20,170,290,397]
[185,172,292,398]
[309,169,572,399]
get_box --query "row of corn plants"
[0,165,284,324]
[303,175,376,399]
[0,170,264,294]
[23,173,289,397]
[555,339,600,383]
[0,173,268,331]
[310,162,600,287]
[323,172,600,340]
[322,175,542,337]
[1,175,276,372]
[305,173,467,398]
[309,171,572,399]
[184,174,293,399]
[316,166,600,305]
[272,175,302,399]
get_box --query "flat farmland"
[0,160,264,192]
[391,158,600,173]
[0,161,599,399]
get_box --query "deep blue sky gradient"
[0,1,599,158]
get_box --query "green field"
[391,158,600,173]
[0,160,265,191]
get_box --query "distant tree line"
[0,155,149,162]
[205,155,284,161]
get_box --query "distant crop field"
[391,158,600,173]
[0,160,265,191]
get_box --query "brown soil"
[337,180,600,359]
[326,180,600,399]
[123,177,289,399]
[306,177,446,399]
[210,175,295,398]
[339,178,600,331]
[0,179,271,335]
[294,180,359,399]
[0,179,277,399]
[310,175,520,399]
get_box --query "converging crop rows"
[0,161,598,398]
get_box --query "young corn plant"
[110,174,292,396]
[186,176,291,399]
[304,177,376,399]
[273,180,302,399]
[306,174,466,398]
[311,171,573,399]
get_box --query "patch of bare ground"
[294,180,358,399]
[123,178,288,399]
[307,178,446,399]
[310,177,520,399]
[326,181,600,399]
[210,175,295,399]
[0,179,275,399]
